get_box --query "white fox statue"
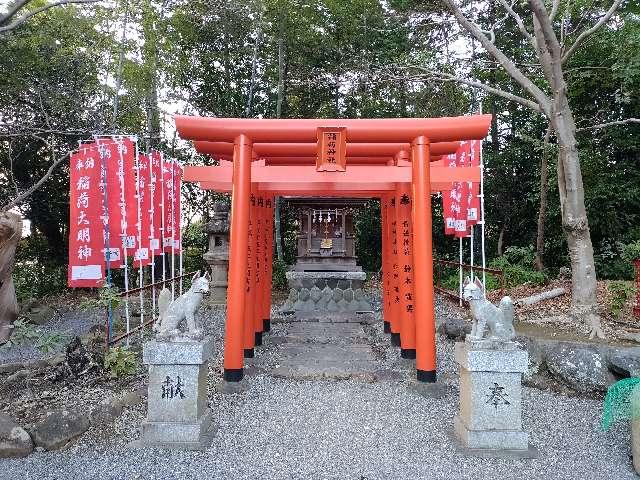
[154,271,210,341]
[462,276,515,341]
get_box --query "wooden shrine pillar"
[253,191,265,346]
[411,136,437,383]
[395,181,416,359]
[262,196,274,332]
[380,194,392,334]
[223,134,252,382]
[389,191,401,346]
[243,189,258,358]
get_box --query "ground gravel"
[0,296,634,480]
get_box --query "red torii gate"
[176,115,492,383]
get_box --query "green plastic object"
[601,377,640,431]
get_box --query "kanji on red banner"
[68,149,105,287]
[94,137,138,263]
[466,140,481,226]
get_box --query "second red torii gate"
[176,114,492,383]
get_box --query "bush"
[623,240,640,262]
[272,259,288,291]
[608,281,636,317]
[103,347,138,378]
[1,318,69,354]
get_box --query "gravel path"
[0,296,635,479]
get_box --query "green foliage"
[2,318,69,354]
[35,332,68,354]
[272,259,288,291]
[354,200,382,272]
[4,318,39,345]
[608,281,636,317]
[623,241,640,262]
[80,284,123,311]
[490,247,547,287]
[13,235,67,304]
[103,347,138,378]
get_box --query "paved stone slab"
[286,323,366,336]
[277,344,375,362]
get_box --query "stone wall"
[281,272,372,313]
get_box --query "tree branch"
[561,0,624,64]
[528,0,562,57]
[0,0,101,34]
[497,0,535,46]
[576,118,640,131]
[1,149,70,212]
[404,66,543,113]
[0,0,33,25]
[550,0,561,21]
[440,0,551,115]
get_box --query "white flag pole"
[115,136,131,344]
[160,152,167,286]
[470,226,475,281]
[170,158,176,301]
[134,140,145,334]
[178,163,183,296]
[149,151,157,320]
[458,236,463,306]
[479,103,487,290]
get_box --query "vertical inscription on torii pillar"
[316,126,347,172]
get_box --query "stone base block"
[454,415,529,451]
[136,410,215,450]
[282,271,372,313]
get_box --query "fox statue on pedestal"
[462,276,515,341]
[154,271,210,341]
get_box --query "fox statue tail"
[499,296,515,335]
[154,287,172,332]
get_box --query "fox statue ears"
[463,276,484,291]
[192,271,211,282]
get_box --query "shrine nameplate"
[316,126,347,172]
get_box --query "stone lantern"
[203,201,230,303]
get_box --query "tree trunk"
[535,125,551,271]
[497,224,505,256]
[550,93,601,337]
[0,212,22,343]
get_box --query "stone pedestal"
[137,337,215,450]
[454,338,536,457]
[281,271,372,314]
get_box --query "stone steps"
[250,321,386,381]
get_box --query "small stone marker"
[135,336,215,450]
[454,337,537,458]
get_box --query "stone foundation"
[281,271,372,313]
[454,338,537,457]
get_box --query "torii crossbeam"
[176,114,492,383]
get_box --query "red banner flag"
[68,149,105,287]
[466,140,481,226]
[172,161,182,251]
[134,153,153,266]
[98,137,138,259]
[442,153,456,235]
[149,151,162,256]
[162,156,174,252]
[454,142,469,238]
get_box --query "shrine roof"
[176,115,492,144]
